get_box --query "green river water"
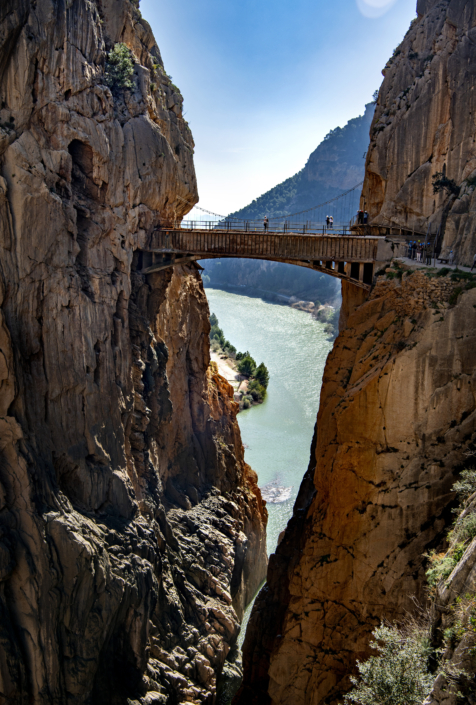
[205,287,334,642]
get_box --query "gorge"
[1,1,476,705]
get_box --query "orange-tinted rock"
[236,273,476,704]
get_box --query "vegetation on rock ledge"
[105,43,135,92]
[209,313,269,410]
[348,450,476,705]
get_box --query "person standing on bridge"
[329,216,334,229]
[363,211,368,225]
[326,215,330,229]
[263,216,269,232]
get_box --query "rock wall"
[235,2,476,702]
[236,270,476,705]
[361,0,476,266]
[0,1,267,703]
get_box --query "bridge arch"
[140,226,380,290]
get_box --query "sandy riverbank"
[210,352,247,393]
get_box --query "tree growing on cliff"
[432,172,460,197]
[105,43,135,92]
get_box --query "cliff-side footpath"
[0,1,267,703]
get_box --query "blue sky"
[141,0,417,215]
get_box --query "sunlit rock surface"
[361,0,476,266]
[236,271,476,704]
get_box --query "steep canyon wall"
[0,1,267,703]
[236,0,476,702]
[361,0,476,265]
[237,269,476,705]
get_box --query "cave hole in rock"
[69,139,107,203]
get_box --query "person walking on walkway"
[326,215,330,229]
[471,253,476,271]
[263,216,269,232]
[416,241,422,262]
[411,241,417,260]
[363,211,368,225]
[329,215,334,229]
[449,250,455,265]
[408,241,413,259]
[425,241,432,265]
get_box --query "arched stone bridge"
[140,226,389,290]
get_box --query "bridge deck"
[141,228,385,290]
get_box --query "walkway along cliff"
[235,1,476,703]
[0,1,267,703]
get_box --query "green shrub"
[210,324,225,347]
[223,342,236,357]
[255,362,270,389]
[450,513,476,545]
[452,468,476,499]
[237,355,256,377]
[426,549,461,588]
[105,43,135,92]
[248,379,266,402]
[344,624,434,705]
[451,269,476,282]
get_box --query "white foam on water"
[260,483,293,503]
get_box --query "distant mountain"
[201,103,375,307]
[227,102,374,221]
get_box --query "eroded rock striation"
[0,1,267,703]
[236,270,476,705]
[361,0,476,265]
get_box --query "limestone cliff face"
[236,271,476,705]
[0,1,267,703]
[361,0,476,265]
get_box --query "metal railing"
[161,219,360,236]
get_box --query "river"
[205,287,334,641]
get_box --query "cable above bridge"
[176,180,365,227]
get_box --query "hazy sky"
[141,0,417,215]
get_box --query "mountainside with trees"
[228,102,374,221]
[201,103,374,305]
